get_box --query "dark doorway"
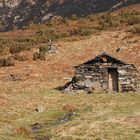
[108,68,119,92]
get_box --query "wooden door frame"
[108,68,119,92]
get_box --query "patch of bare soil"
[112,115,140,129]
[124,115,140,126]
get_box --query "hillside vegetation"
[0,3,140,140]
[0,87,140,140]
[0,5,140,86]
[0,8,140,55]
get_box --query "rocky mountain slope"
[0,0,140,31]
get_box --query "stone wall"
[64,63,140,93]
[118,65,140,92]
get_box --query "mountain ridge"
[0,0,140,31]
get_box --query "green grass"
[0,86,140,140]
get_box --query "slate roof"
[74,52,130,68]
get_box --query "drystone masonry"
[64,53,140,93]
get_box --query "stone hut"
[65,52,140,93]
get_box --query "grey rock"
[35,105,45,113]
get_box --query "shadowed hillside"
[0,0,140,31]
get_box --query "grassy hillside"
[0,86,140,140]
[0,4,140,140]
[0,8,140,54]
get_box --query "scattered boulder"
[39,40,57,54]
[55,112,79,125]
[116,47,123,53]
[47,46,57,54]
[33,40,57,61]
[30,123,43,133]
[35,105,45,113]
[6,74,22,81]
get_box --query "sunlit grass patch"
[0,87,140,139]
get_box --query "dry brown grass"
[0,5,140,140]
[0,27,140,139]
[0,28,140,89]
[0,84,140,140]
[0,8,139,55]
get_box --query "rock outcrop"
[0,0,140,31]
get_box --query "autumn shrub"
[0,58,15,67]
[79,28,92,36]
[87,14,95,22]
[10,46,23,54]
[97,13,117,30]
[33,52,46,61]
[12,54,29,61]
[0,38,11,53]
[14,126,31,136]
[71,14,78,20]
[70,28,92,36]
[33,52,39,61]
[9,43,32,54]
[119,12,133,19]
[16,37,35,43]
[131,26,140,34]
[60,32,71,38]
[61,17,69,24]
[97,14,111,30]
[127,16,140,25]
[0,46,4,53]
[70,28,80,36]
[62,104,77,113]
[36,28,56,41]
[118,11,140,25]
[39,45,48,52]
[38,51,46,60]
[53,32,71,40]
